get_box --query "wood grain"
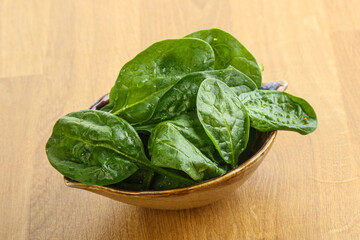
[1,0,359,239]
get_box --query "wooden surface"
[1,0,359,239]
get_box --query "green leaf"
[45,29,318,191]
[165,113,224,164]
[185,28,262,88]
[141,66,256,125]
[46,110,144,185]
[142,171,155,190]
[46,110,195,186]
[109,86,115,103]
[134,124,157,133]
[151,172,188,190]
[238,90,318,134]
[222,66,257,96]
[110,38,215,124]
[122,169,148,184]
[197,79,250,168]
[148,119,226,181]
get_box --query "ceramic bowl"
[64,81,287,210]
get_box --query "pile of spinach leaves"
[46,28,317,190]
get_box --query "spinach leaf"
[141,67,256,125]
[110,38,215,124]
[46,110,143,185]
[238,90,317,134]
[45,29,318,190]
[222,66,257,96]
[165,113,224,165]
[112,168,154,190]
[46,110,195,186]
[142,171,154,190]
[197,79,250,168]
[185,28,262,88]
[134,124,157,133]
[109,86,115,103]
[148,119,226,181]
[151,172,188,190]
[122,168,148,185]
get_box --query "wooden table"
[1,0,359,239]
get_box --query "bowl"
[64,81,287,210]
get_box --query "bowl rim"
[64,130,277,197]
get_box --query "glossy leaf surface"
[46,110,145,185]
[110,38,215,124]
[197,79,250,167]
[46,110,195,186]
[45,29,318,191]
[151,170,189,190]
[142,67,256,125]
[239,90,317,134]
[185,28,262,88]
[166,113,224,164]
[148,119,226,181]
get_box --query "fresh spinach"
[221,66,258,95]
[186,28,262,88]
[140,66,256,125]
[148,119,226,181]
[46,28,317,191]
[151,172,188,190]
[110,38,215,124]
[238,90,317,134]
[197,79,250,168]
[163,113,224,164]
[134,124,157,133]
[112,169,148,191]
[46,110,142,185]
[46,110,195,186]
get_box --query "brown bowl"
[64,81,287,210]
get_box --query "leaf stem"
[142,171,154,190]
